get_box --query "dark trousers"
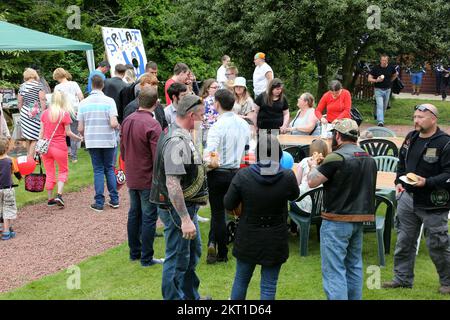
[393,191,450,287]
[435,71,443,94]
[127,189,158,264]
[441,76,449,100]
[207,169,237,258]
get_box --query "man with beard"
[382,104,450,295]
[307,119,377,300]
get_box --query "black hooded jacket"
[224,162,299,266]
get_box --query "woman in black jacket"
[224,134,299,300]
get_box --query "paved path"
[0,186,129,293]
[360,123,450,137]
[393,93,447,101]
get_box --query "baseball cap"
[177,94,202,115]
[232,77,247,88]
[332,118,359,138]
[254,52,266,60]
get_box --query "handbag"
[35,112,65,155]
[25,157,46,192]
[350,106,364,126]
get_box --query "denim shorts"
[411,72,424,85]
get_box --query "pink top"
[40,110,72,150]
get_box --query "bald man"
[382,103,450,295]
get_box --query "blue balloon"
[280,151,294,169]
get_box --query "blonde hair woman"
[232,77,256,122]
[286,92,320,136]
[53,67,84,163]
[39,91,82,207]
[17,68,47,157]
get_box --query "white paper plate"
[399,175,418,185]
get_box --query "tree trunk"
[315,50,328,99]
[342,44,356,92]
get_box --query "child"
[294,139,329,213]
[0,137,19,240]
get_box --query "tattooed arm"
[307,166,328,188]
[166,175,197,239]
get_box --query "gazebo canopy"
[0,21,95,71]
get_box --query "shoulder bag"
[35,112,65,155]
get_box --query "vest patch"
[353,152,369,157]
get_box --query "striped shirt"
[77,90,118,149]
[19,80,44,141]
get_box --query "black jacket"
[103,77,128,118]
[224,163,299,266]
[396,128,450,210]
[123,98,168,131]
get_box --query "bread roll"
[406,172,419,182]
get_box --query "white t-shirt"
[216,65,227,88]
[252,62,273,96]
[54,81,82,112]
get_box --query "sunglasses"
[186,97,203,112]
[415,105,438,118]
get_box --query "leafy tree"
[175,0,450,99]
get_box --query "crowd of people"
[0,52,448,300]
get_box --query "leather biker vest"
[150,126,208,206]
[322,143,377,221]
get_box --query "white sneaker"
[197,215,210,222]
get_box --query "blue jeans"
[158,204,202,300]
[230,259,282,300]
[128,189,158,264]
[320,220,364,300]
[88,148,118,207]
[374,88,391,125]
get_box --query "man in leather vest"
[382,104,450,295]
[150,94,209,300]
[307,118,377,300]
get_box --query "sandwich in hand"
[406,172,419,183]
[312,152,325,165]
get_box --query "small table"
[278,134,323,146]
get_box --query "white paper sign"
[101,27,147,78]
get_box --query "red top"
[120,110,162,190]
[40,110,72,150]
[164,78,176,105]
[315,89,352,123]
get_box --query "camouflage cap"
[332,118,359,138]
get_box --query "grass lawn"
[353,97,450,126]
[1,204,449,300]
[3,111,450,300]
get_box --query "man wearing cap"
[382,104,450,295]
[307,118,377,300]
[252,52,274,98]
[150,94,209,300]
